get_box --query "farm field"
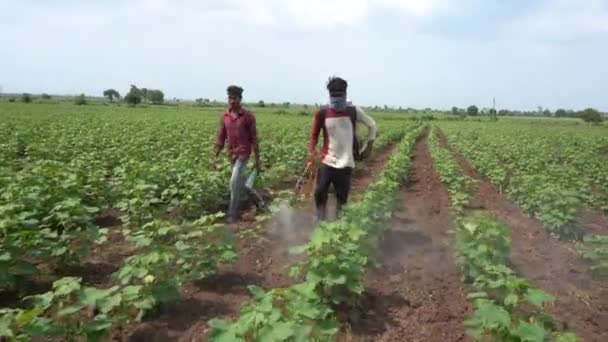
[1,102,608,341]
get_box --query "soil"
[123,143,401,341]
[341,134,472,342]
[438,129,608,342]
[580,210,608,236]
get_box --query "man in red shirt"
[309,77,377,221]
[215,85,264,223]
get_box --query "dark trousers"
[314,164,353,221]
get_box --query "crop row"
[0,105,411,340]
[209,123,425,341]
[428,127,577,341]
[438,121,608,240]
[0,214,237,340]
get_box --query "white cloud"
[379,0,442,17]
[285,0,369,29]
[501,0,608,41]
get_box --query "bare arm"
[356,106,377,142]
[309,110,323,157]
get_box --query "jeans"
[314,164,352,221]
[228,159,263,221]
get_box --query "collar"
[225,108,246,116]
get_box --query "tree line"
[103,85,164,106]
[451,105,604,124]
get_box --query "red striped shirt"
[216,108,258,161]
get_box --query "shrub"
[74,94,87,106]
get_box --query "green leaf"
[84,318,114,333]
[51,246,68,257]
[516,320,547,342]
[525,288,554,307]
[24,318,65,337]
[80,287,115,306]
[504,293,519,307]
[248,285,266,299]
[13,261,39,276]
[99,291,122,314]
[57,305,83,317]
[52,277,82,296]
[260,322,295,341]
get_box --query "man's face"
[228,95,241,108]
[329,90,346,98]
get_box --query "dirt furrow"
[580,210,608,235]
[438,129,608,342]
[127,142,401,341]
[343,135,471,342]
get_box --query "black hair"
[326,76,348,94]
[227,85,244,98]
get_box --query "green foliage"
[103,89,120,102]
[209,283,339,342]
[147,89,164,105]
[21,94,32,103]
[124,85,142,106]
[427,127,476,215]
[210,124,424,340]
[578,108,603,124]
[582,235,608,279]
[467,105,479,116]
[427,126,576,341]
[115,215,237,310]
[74,94,87,106]
[0,215,237,341]
[455,214,576,341]
[438,121,604,240]
[41,94,52,100]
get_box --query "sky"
[1,0,607,111]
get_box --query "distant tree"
[555,109,567,118]
[498,109,510,116]
[282,102,290,108]
[74,93,87,105]
[21,93,32,103]
[384,105,389,111]
[8,98,15,103]
[303,104,309,109]
[467,105,479,116]
[41,93,51,99]
[578,108,603,124]
[257,100,265,107]
[451,106,459,115]
[543,109,552,117]
[141,88,149,102]
[103,89,120,102]
[124,85,143,106]
[147,89,164,104]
